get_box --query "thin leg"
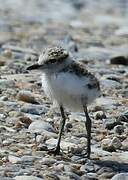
[54,105,66,155]
[83,105,91,158]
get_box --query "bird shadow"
[94,159,128,173]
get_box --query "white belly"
[41,72,99,112]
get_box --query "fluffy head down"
[38,46,69,65]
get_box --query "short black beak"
[26,64,41,70]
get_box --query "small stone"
[0,79,15,89]
[64,172,81,180]
[0,160,3,166]
[111,137,122,149]
[17,90,38,104]
[0,96,8,101]
[99,172,115,179]
[70,146,83,155]
[20,155,40,165]
[0,59,6,66]
[81,174,90,180]
[65,122,73,129]
[84,161,95,172]
[115,26,128,36]
[102,136,122,152]
[97,167,115,178]
[21,104,47,115]
[2,49,12,58]
[94,111,106,120]
[44,173,60,180]
[29,120,54,133]
[104,118,121,130]
[87,172,97,179]
[14,176,42,180]
[41,157,57,166]
[118,111,128,122]
[53,163,64,171]
[111,173,128,180]
[15,116,32,129]
[110,56,128,65]
[100,79,121,88]
[25,54,38,62]
[8,155,21,164]
[101,138,115,152]
[122,138,128,151]
[114,125,124,135]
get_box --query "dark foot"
[48,146,61,156]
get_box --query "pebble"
[41,157,57,166]
[122,138,128,151]
[114,125,124,135]
[115,26,128,36]
[8,155,21,164]
[94,111,106,120]
[15,116,32,129]
[87,172,97,179]
[64,172,81,180]
[44,173,60,180]
[21,104,47,115]
[0,59,6,66]
[28,120,54,133]
[0,79,15,89]
[101,137,122,152]
[104,118,121,130]
[118,111,128,123]
[111,137,122,149]
[81,161,95,172]
[100,79,121,88]
[21,155,40,163]
[2,49,12,58]
[53,163,64,171]
[110,56,128,65]
[98,167,112,175]
[14,176,42,180]
[111,173,128,180]
[17,90,38,104]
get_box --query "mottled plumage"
[27,46,101,158]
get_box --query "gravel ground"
[0,1,128,179]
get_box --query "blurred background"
[0,0,127,53]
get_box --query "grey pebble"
[118,111,128,123]
[111,173,128,180]
[21,155,41,162]
[101,137,122,152]
[64,172,81,180]
[0,79,15,89]
[104,118,121,130]
[110,56,128,65]
[114,125,124,135]
[28,120,54,133]
[100,79,121,89]
[14,176,43,180]
[21,104,48,115]
[41,157,57,165]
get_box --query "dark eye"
[50,59,57,63]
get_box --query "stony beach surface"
[0,0,128,179]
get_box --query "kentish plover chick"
[27,46,100,158]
